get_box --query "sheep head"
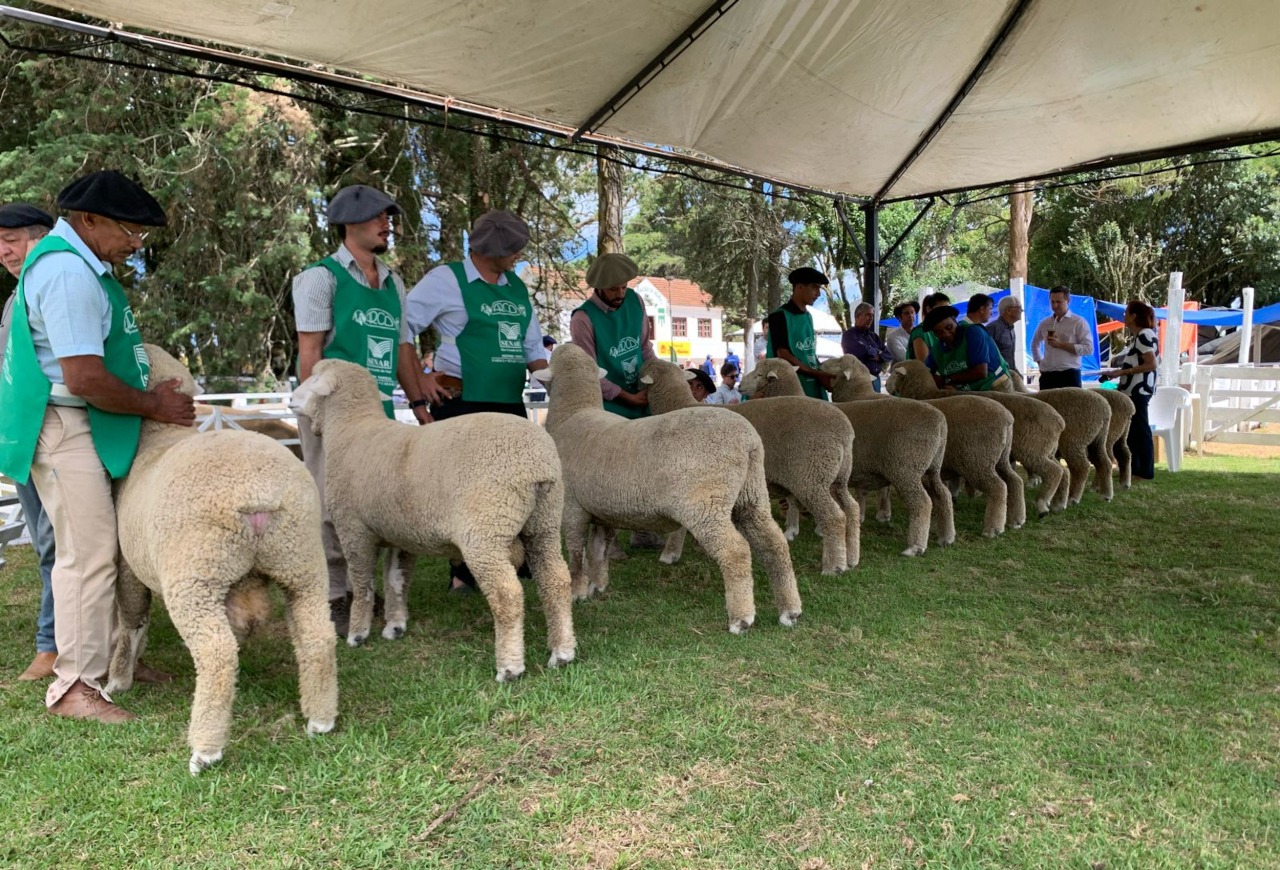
[638,358,698,412]
[738,358,801,398]
[885,359,935,399]
[530,343,607,406]
[819,355,876,401]
[143,343,198,396]
[289,359,383,433]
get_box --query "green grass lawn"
[1,453,1277,869]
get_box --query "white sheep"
[535,344,802,633]
[109,345,339,775]
[288,359,576,682]
[1028,387,1114,506]
[640,358,859,573]
[1094,389,1136,492]
[884,360,1066,521]
[744,357,955,556]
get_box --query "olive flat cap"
[326,184,400,225]
[0,203,55,229]
[57,171,167,226]
[470,210,530,258]
[585,252,639,289]
[923,305,960,332]
[787,266,828,286]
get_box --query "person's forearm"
[599,378,623,401]
[297,343,322,382]
[944,364,988,385]
[64,365,160,417]
[396,343,424,402]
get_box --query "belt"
[436,374,463,398]
[49,383,87,408]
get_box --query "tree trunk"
[1009,182,1033,282]
[597,145,625,255]
[745,247,760,373]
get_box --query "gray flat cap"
[470,210,529,258]
[326,184,401,225]
[585,252,638,289]
[0,203,55,229]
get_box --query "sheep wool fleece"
[0,234,148,483]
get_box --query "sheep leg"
[924,468,956,547]
[1113,429,1132,491]
[686,515,756,634]
[1090,434,1114,502]
[585,524,611,598]
[562,501,592,602]
[833,482,861,570]
[968,469,1008,537]
[659,528,687,565]
[333,524,379,646]
[106,562,152,695]
[876,486,893,523]
[381,548,414,641]
[784,499,801,542]
[278,572,340,737]
[1050,463,1071,511]
[1000,458,1026,529]
[734,505,801,628]
[1023,456,1065,518]
[465,545,527,682]
[166,587,240,775]
[797,489,848,576]
[1061,447,1092,506]
[891,477,932,557]
[521,480,576,669]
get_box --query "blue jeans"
[14,477,57,653]
[871,376,883,393]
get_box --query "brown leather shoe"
[18,651,56,681]
[133,661,175,685]
[48,680,137,723]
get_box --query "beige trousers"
[29,406,119,706]
[297,413,350,601]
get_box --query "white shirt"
[404,258,549,379]
[705,383,741,405]
[886,326,912,362]
[1030,310,1092,372]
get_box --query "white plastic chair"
[1149,385,1193,472]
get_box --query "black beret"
[0,202,55,230]
[787,266,828,286]
[57,171,167,226]
[922,305,960,332]
[686,368,716,394]
[326,184,401,225]
[542,334,557,348]
[893,300,918,317]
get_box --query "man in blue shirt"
[922,305,1012,392]
[840,301,893,392]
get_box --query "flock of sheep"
[110,342,1134,774]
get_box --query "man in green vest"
[569,252,654,418]
[294,184,429,634]
[908,291,951,363]
[406,209,549,593]
[921,304,1013,392]
[766,266,835,399]
[0,171,194,723]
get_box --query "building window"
[673,317,687,337]
[697,318,712,338]
[647,315,656,337]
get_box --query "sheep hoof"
[495,665,526,683]
[657,553,680,565]
[307,718,336,735]
[547,648,576,669]
[189,749,223,776]
[1037,509,1050,520]
[983,529,999,539]
[900,546,924,557]
[381,622,406,641]
[728,616,755,635]
[784,529,799,542]
[821,565,842,577]
[876,511,892,523]
[346,631,369,648]
[778,610,801,628]
[587,583,607,598]
[1010,521,1024,530]
[104,676,131,695]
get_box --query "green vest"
[575,290,649,419]
[314,256,400,419]
[907,324,938,362]
[0,234,149,483]
[449,262,533,404]
[767,304,826,399]
[931,324,1008,391]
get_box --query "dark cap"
[585,252,638,289]
[923,305,960,332]
[787,266,828,286]
[0,203,55,230]
[326,184,401,225]
[57,171,167,226]
[687,368,716,395]
[893,300,918,317]
[470,210,530,258]
[542,334,557,348]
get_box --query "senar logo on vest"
[481,300,528,318]
[497,321,523,353]
[609,336,640,358]
[352,308,398,330]
[366,336,395,371]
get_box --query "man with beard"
[293,184,428,633]
[569,252,655,418]
[766,266,834,399]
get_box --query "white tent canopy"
[15,0,1280,200]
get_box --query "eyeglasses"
[110,218,151,244]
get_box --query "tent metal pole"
[861,202,880,310]
[879,198,935,265]
[832,199,866,272]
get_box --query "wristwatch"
[409,398,429,409]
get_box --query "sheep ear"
[597,366,608,379]
[639,374,654,385]
[790,365,800,373]
[843,371,852,381]
[309,370,336,398]
[683,370,696,381]
[530,367,553,384]
[766,371,779,381]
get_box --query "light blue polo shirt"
[22,218,113,385]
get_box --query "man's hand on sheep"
[418,371,455,405]
[148,378,197,426]
[618,388,649,407]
